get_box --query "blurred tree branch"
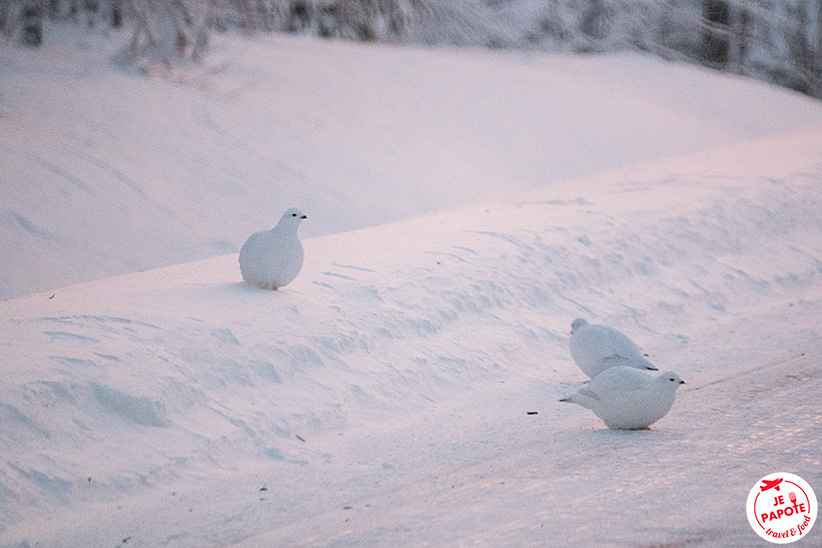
[0,0,820,99]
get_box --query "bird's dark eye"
[292,213,297,217]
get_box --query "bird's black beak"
[301,215,307,219]
[679,380,685,384]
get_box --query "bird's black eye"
[292,213,297,217]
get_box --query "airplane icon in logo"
[760,478,783,492]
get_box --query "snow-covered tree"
[1,0,821,99]
[20,0,43,45]
[122,0,209,64]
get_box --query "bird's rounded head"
[278,207,307,229]
[658,371,685,388]
[570,318,589,334]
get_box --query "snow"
[3,25,822,300]
[2,27,822,548]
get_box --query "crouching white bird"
[239,208,307,290]
[560,366,685,430]
[569,318,658,379]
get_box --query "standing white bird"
[239,208,307,290]
[569,318,658,379]
[560,366,685,430]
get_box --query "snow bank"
[1,123,821,546]
[3,29,822,300]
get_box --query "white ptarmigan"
[569,318,658,379]
[239,208,307,290]
[560,366,685,430]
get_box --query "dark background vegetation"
[2,0,821,99]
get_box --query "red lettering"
[766,529,790,539]
[797,515,811,534]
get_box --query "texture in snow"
[1,30,822,548]
[3,26,822,299]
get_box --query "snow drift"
[3,26,822,548]
[3,29,822,300]
[1,121,822,546]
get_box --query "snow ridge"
[1,151,822,546]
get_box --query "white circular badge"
[747,472,817,543]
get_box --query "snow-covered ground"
[2,28,822,548]
[3,25,822,300]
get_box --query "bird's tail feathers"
[642,357,658,371]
